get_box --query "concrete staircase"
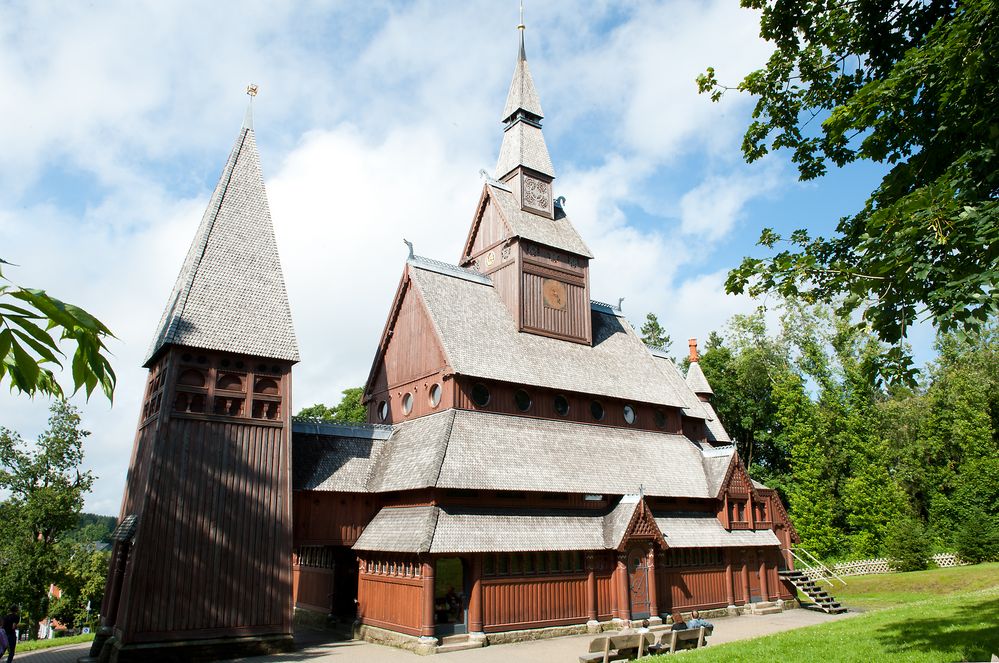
[436,634,486,654]
[780,570,848,614]
[748,600,783,615]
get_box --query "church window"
[216,373,243,391]
[654,410,667,429]
[554,394,570,416]
[514,389,533,412]
[254,377,279,395]
[429,383,442,408]
[402,392,414,415]
[590,400,605,421]
[623,405,636,424]
[484,555,495,575]
[471,382,491,407]
[377,401,388,421]
[178,369,205,387]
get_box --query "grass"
[15,632,94,653]
[831,561,999,610]
[647,563,999,663]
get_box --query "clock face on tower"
[542,278,568,311]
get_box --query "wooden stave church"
[90,25,798,662]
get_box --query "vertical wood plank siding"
[470,199,507,255]
[658,568,730,611]
[293,491,379,546]
[488,261,520,323]
[116,417,291,642]
[595,572,616,621]
[482,575,588,631]
[357,575,423,636]
[369,281,447,398]
[293,566,334,612]
[521,272,589,342]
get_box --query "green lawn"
[832,562,999,610]
[17,632,94,653]
[648,563,999,663]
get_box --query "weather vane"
[246,83,259,97]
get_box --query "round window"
[429,383,442,408]
[554,394,570,416]
[623,405,636,424]
[402,392,414,415]
[514,389,533,412]
[654,410,667,429]
[378,401,389,421]
[590,400,605,421]
[472,383,491,407]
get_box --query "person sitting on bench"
[670,612,687,631]
[687,610,714,629]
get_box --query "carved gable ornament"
[719,454,755,499]
[618,498,667,551]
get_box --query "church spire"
[145,105,299,367]
[495,11,554,180]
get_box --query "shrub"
[955,509,999,563]
[884,516,932,572]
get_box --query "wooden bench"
[651,626,712,654]
[578,633,656,663]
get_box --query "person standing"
[2,605,19,663]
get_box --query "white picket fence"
[800,552,965,579]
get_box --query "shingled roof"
[654,512,780,548]
[293,409,720,498]
[686,361,713,396]
[353,502,781,553]
[408,263,694,410]
[495,29,554,179]
[484,182,592,257]
[145,124,298,365]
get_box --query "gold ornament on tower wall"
[542,278,567,310]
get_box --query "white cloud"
[679,163,783,241]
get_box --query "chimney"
[688,338,699,363]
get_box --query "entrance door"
[627,547,651,619]
[748,555,762,603]
[434,558,467,636]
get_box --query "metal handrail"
[786,548,833,587]
[797,548,847,586]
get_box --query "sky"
[0,0,928,515]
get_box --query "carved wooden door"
[628,547,651,618]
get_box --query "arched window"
[402,392,414,415]
[377,401,389,421]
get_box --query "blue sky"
[0,0,930,514]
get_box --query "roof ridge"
[408,255,492,286]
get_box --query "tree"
[0,400,95,637]
[640,313,671,352]
[297,386,366,423]
[1,260,116,401]
[49,542,110,630]
[700,0,999,383]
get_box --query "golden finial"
[246,83,259,97]
[518,0,525,31]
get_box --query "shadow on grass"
[873,595,999,661]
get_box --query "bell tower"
[89,97,299,662]
[460,22,595,345]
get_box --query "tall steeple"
[145,105,299,367]
[91,96,297,662]
[495,16,555,188]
